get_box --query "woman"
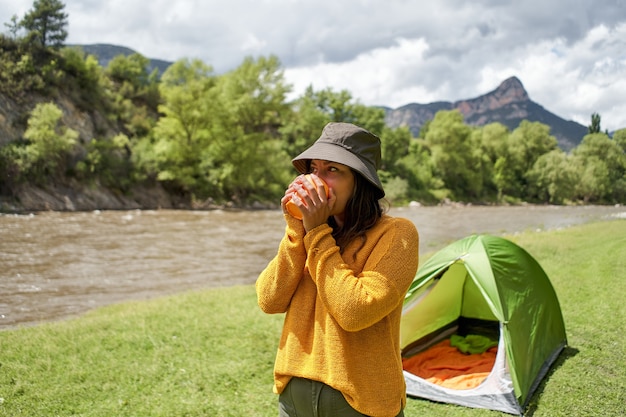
[256,122,419,417]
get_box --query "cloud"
[284,37,438,106]
[1,0,625,131]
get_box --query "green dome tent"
[401,234,567,415]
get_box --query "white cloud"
[518,24,626,130]
[284,37,434,107]
[1,0,625,131]
[241,33,267,53]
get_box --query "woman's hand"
[282,174,334,232]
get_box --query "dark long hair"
[328,170,385,255]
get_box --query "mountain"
[384,77,588,151]
[72,43,173,76]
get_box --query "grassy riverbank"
[1,220,625,416]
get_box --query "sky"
[2,0,626,131]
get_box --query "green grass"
[1,220,625,416]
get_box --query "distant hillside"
[384,77,588,151]
[71,43,173,76]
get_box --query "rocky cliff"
[384,77,587,151]
[0,88,182,213]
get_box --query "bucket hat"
[292,122,385,198]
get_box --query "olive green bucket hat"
[292,122,385,199]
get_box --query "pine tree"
[20,0,68,48]
[3,15,21,39]
[588,112,602,134]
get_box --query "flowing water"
[1,205,624,330]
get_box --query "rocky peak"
[493,76,529,102]
[454,76,529,117]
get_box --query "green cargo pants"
[278,377,404,417]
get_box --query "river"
[1,205,624,330]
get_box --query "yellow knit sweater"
[256,214,419,417]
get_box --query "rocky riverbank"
[0,183,174,213]
[0,182,277,213]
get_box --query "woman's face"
[309,159,355,220]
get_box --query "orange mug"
[286,174,329,220]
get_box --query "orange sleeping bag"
[402,339,497,390]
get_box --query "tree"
[281,86,385,158]
[588,112,602,134]
[474,122,510,163]
[75,134,134,191]
[392,135,438,203]
[493,155,518,202]
[4,15,21,39]
[106,53,158,96]
[20,0,68,48]
[381,125,412,173]
[471,122,510,199]
[572,133,626,203]
[207,55,292,203]
[573,156,611,203]
[378,126,414,202]
[510,121,558,173]
[500,121,558,200]
[422,110,482,200]
[105,53,160,136]
[613,128,626,153]
[279,86,332,157]
[146,58,218,195]
[526,150,577,204]
[59,47,105,104]
[21,102,78,180]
